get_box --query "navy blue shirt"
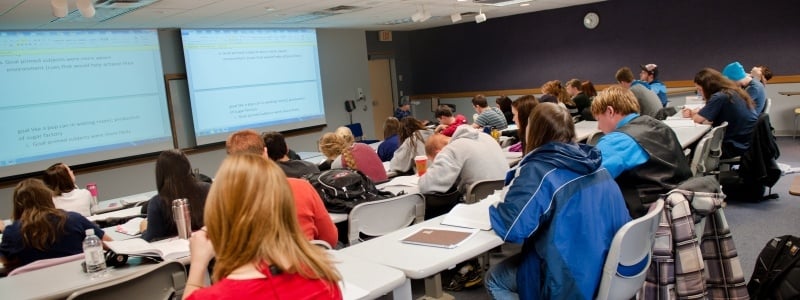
[698,90,757,155]
[0,211,104,267]
[377,134,400,162]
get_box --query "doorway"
[368,58,396,140]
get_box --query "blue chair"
[345,123,379,144]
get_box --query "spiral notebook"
[400,227,478,249]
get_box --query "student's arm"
[489,165,550,243]
[141,196,164,242]
[183,228,214,300]
[302,181,338,247]
[418,149,462,194]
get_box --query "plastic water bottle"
[83,229,106,278]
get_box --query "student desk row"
[574,120,711,149]
[0,250,410,300]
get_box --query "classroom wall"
[0,28,373,217]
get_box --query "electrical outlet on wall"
[357,88,364,101]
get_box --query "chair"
[763,98,772,115]
[463,179,505,204]
[345,123,380,144]
[794,108,800,140]
[347,193,425,245]
[595,199,664,300]
[7,253,85,276]
[690,122,727,177]
[586,131,605,146]
[67,261,186,300]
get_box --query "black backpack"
[303,168,394,213]
[748,235,800,299]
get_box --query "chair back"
[689,135,713,177]
[595,199,664,300]
[586,131,605,146]
[345,123,365,141]
[464,179,505,204]
[8,253,85,276]
[347,193,425,245]
[703,121,727,173]
[67,261,186,300]
[763,98,772,114]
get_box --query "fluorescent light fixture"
[450,12,462,23]
[475,8,486,23]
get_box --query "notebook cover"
[400,228,476,249]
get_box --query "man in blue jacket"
[487,103,631,299]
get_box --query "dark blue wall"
[367,0,800,95]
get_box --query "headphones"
[105,250,128,267]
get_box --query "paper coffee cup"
[414,156,427,176]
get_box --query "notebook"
[440,193,501,230]
[115,217,144,236]
[104,238,189,261]
[400,227,478,249]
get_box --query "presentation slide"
[0,30,173,180]
[181,28,327,145]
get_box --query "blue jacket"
[489,142,631,299]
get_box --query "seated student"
[419,127,508,218]
[592,86,691,218]
[141,149,211,242]
[377,117,400,162]
[183,154,342,300]
[470,94,508,130]
[616,67,662,118]
[751,65,773,87]
[317,132,339,171]
[684,68,757,159]
[496,96,514,125]
[0,179,110,271]
[42,163,93,217]
[486,103,631,300]
[389,117,434,174]
[722,61,767,114]
[566,78,592,118]
[330,127,388,183]
[226,130,338,246]
[507,95,539,152]
[434,106,467,137]
[262,131,319,178]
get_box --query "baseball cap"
[640,63,659,77]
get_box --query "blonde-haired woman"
[540,80,577,116]
[326,127,388,182]
[183,154,342,300]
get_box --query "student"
[495,95,514,125]
[579,81,598,121]
[616,67,662,118]
[331,127,388,182]
[42,163,93,217]
[317,132,341,171]
[394,100,412,120]
[593,86,691,218]
[486,103,630,299]
[684,68,757,159]
[507,95,539,152]
[433,106,467,137]
[750,65,773,86]
[141,149,210,242]
[377,117,400,162]
[639,63,668,106]
[0,179,110,271]
[226,130,338,247]
[566,78,591,118]
[470,94,508,130]
[389,117,433,174]
[722,61,767,114]
[183,154,342,300]
[262,131,319,178]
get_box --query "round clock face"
[584,12,599,29]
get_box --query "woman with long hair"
[0,179,109,270]
[377,117,401,162]
[317,132,344,171]
[141,149,210,242]
[329,127,387,182]
[507,95,539,152]
[389,117,433,173]
[496,96,514,124]
[183,154,342,300]
[684,68,757,158]
[42,163,93,216]
[540,80,576,115]
[486,103,630,299]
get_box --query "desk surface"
[779,91,800,96]
[339,215,503,279]
[0,251,407,300]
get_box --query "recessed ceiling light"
[520,3,530,6]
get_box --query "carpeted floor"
[383,137,800,300]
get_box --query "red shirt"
[440,114,467,137]
[187,271,342,300]
[342,143,388,183]
[287,178,339,246]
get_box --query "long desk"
[91,190,156,215]
[340,215,504,300]
[0,251,410,300]
[574,120,710,149]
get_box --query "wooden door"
[369,59,395,140]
